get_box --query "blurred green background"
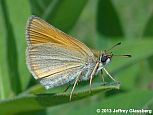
[0,0,153,114]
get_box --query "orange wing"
[26,15,94,57]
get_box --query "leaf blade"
[0,82,119,114]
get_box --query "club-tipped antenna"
[113,54,131,57]
[107,42,121,52]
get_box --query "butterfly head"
[100,51,113,66]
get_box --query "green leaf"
[113,63,139,90]
[1,0,23,95]
[143,12,153,37]
[0,1,11,99]
[29,0,53,17]
[143,12,153,69]
[29,0,88,32]
[4,0,31,91]
[97,0,123,37]
[0,82,119,114]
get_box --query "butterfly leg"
[100,69,104,82]
[100,70,108,85]
[69,72,82,101]
[102,67,117,82]
[64,83,71,92]
[89,62,100,93]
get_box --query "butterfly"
[25,16,131,100]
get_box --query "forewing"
[26,15,94,57]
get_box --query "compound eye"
[101,55,108,63]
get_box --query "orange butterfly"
[26,16,131,100]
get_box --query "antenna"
[106,42,132,58]
[107,42,121,52]
[113,54,132,57]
